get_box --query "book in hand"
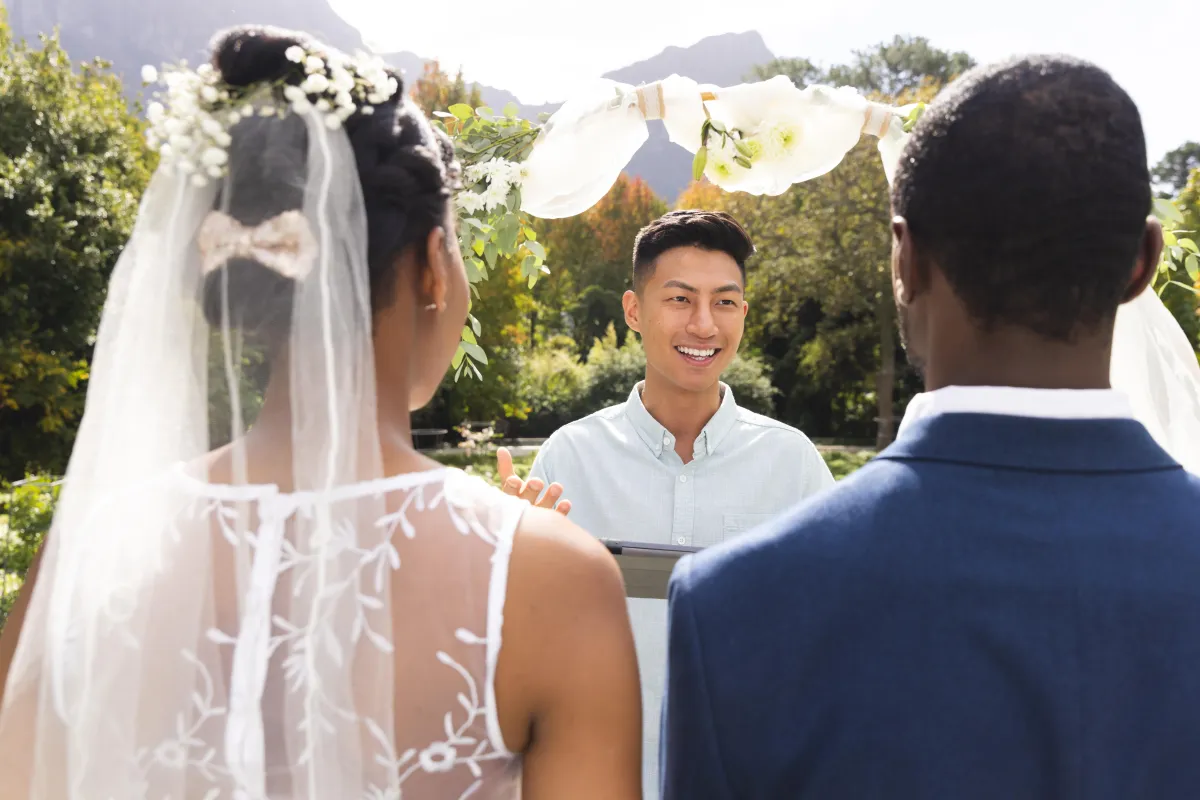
[599,539,699,600]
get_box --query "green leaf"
[709,119,727,134]
[528,273,539,289]
[498,216,520,252]
[471,239,485,257]
[522,254,537,275]
[522,227,537,241]
[465,257,486,282]
[506,186,521,213]
[461,325,478,344]
[461,341,488,365]
[1164,229,1178,247]
[1154,197,1185,225]
[449,104,474,120]
[692,147,708,181]
[1170,245,1184,262]
[451,346,465,369]
[733,155,753,169]
[484,241,498,268]
[1181,238,1199,255]
[525,240,546,261]
[475,106,494,120]
[469,314,481,337]
[503,102,519,118]
[432,111,454,118]
[1187,254,1200,282]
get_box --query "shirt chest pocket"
[721,512,774,539]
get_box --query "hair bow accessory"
[196,210,318,281]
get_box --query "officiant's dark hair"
[632,210,755,292]
[201,26,460,340]
[892,55,1151,340]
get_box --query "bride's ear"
[419,225,450,311]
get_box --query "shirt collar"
[899,385,1135,437]
[625,382,741,460]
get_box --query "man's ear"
[891,216,927,306]
[420,225,450,310]
[622,290,642,333]
[1122,216,1164,303]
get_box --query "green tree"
[0,15,156,479]
[409,59,484,117]
[1153,141,1200,197]
[535,174,667,352]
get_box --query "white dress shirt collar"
[898,386,1135,439]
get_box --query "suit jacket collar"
[880,413,1180,474]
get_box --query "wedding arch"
[438,73,1200,472]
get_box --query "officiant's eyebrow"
[662,279,743,295]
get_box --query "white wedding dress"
[0,465,528,799]
[1,465,525,796]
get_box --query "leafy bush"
[516,335,591,433]
[0,476,58,629]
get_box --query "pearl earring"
[424,303,439,312]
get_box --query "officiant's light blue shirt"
[529,382,834,547]
[529,381,833,799]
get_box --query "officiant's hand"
[496,447,572,516]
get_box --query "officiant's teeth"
[677,346,717,358]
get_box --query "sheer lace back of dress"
[0,467,525,800]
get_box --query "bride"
[0,26,641,799]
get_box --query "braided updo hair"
[201,26,461,339]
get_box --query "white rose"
[140,65,158,84]
[285,46,305,64]
[283,85,306,102]
[315,98,332,113]
[213,131,232,147]
[290,98,313,115]
[324,113,343,130]
[305,56,325,74]
[199,86,218,103]
[146,102,165,122]
[200,117,223,137]
[302,73,330,95]
[200,147,227,168]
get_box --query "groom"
[660,55,1200,798]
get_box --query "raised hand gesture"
[496,447,572,516]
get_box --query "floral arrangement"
[432,103,548,380]
[141,45,398,187]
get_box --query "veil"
[0,64,395,797]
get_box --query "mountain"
[9,0,774,201]
[6,0,363,98]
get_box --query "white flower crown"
[142,45,400,187]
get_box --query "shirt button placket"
[673,470,694,546]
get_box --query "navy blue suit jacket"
[661,413,1200,799]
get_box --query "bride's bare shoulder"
[510,508,625,602]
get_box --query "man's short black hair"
[632,210,755,292]
[892,55,1151,340]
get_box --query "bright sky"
[329,0,1196,163]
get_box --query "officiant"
[497,208,833,795]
